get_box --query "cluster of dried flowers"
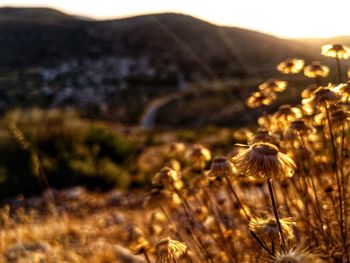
[129,44,350,262]
[247,44,350,109]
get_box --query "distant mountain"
[0,7,347,125]
[0,8,321,73]
[0,7,80,24]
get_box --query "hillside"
[0,7,345,126]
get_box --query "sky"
[1,0,350,38]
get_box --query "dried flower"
[301,84,319,99]
[286,119,315,136]
[155,237,187,263]
[332,81,350,102]
[232,142,296,179]
[302,86,339,108]
[233,127,253,142]
[277,58,304,74]
[259,79,287,93]
[304,61,329,78]
[321,44,350,59]
[208,156,235,180]
[272,247,324,263]
[247,91,276,108]
[152,167,183,190]
[187,144,211,170]
[249,217,296,241]
[330,108,350,130]
[249,128,276,144]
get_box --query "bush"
[0,108,134,198]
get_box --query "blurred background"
[0,0,349,198]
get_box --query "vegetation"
[0,108,134,198]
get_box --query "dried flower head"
[277,58,305,74]
[301,84,319,99]
[272,247,324,263]
[187,144,211,170]
[247,91,276,108]
[168,142,186,157]
[302,86,339,107]
[321,44,350,59]
[208,156,235,180]
[332,81,350,102]
[273,105,303,123]
[249,128,276,144]
[286,119,315,136]
[233,127,253,141]
[249,217,296,241]
[155,237,187,263]
[304,61,330,78]
[152,167,183,190]
[259,79,287,93]
[232,142,296,179]
[330,108,350,130]
[131,239,152,255]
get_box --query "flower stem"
[267,179,286,251]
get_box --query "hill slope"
[0,7,344,125]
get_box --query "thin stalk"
[143,251,151,263]
[336,55,342,83]
[324,101,344,242]
[315,76,321,87]
[172,187,214,262]
[340,126,349,262]
[204,189,237,263]
[224,176,272,255]
[267,179,286,251]
[299,133,329,247]
[224,176,250,221]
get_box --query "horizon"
[1,0,350,39]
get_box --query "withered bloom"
[321,44,350,59]
[321,44,349,82]
[187,144,211,170]
[247,91,276,108]
[249,217,296,241]
[272,247,325,263]
[332,81,350,102]
[304,62,329,78]
[286,119,315,136]
[330,109,350,130]
[259,79,287,93]
[152,167,183,190]
[277,58,304,74]
[232,142,296,180]
[301,84,319,99]
[155,237,187,263]
[273,104,302,123]
[208,156,235,180]
[302,86,339,108]
[233,127,253,142]
[248,128,276,145]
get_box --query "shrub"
[0,108,134,198]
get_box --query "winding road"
[140,94,178,130]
